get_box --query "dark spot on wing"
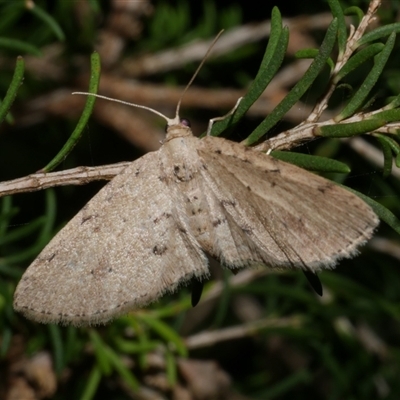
[318,183,333,193]
[221,199,237,207]
[215,149,222,154]
[179,227,187,234]
[47,253,56,262]
[153,212,172,224]
[246,185,251,191]
[212,218,226,227]
[81,214,96,224]
[241,225,253,235]
[191,207,203,216]
[174,164,193,181]
[153,245,167,255]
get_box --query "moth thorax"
[165,124,193,141]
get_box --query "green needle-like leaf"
[271,151,351,173]
[41,52,101,172]
[0,37,41,55]
[89,330,112,375]
[48,324,64,375]
[327,0,347,57]
[376,135,394,177]
[344,186,400,236]
[343,6,364,22]
[244,18,338,145]
[318,118,386,138]
[295,48,334,70]
[374,133,400,155]
[337,33,395,121]
[102,345,139,391]
[27,2,65,41]
[80,365,102,400]
[209,7,288,137]
[137,314,188,357]
[0,56,24,125]
[357,23,400,46]
[334,43,384,83]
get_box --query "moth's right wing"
[14,152,209,326]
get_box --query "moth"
[13,42,379,326]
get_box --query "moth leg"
[303,270,323,296]
[191,279,204,307]
[206,97,243,136]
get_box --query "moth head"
[164,118,193,141]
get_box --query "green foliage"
[244,17,338,144]
[142,0,242,50]
[209,6,289,138]
[0,56,23,124]
[42,52,101,172]
[271,151,351,173]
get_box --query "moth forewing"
[196,136,378,270]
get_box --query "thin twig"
[369,236,400,261]
[185,316,302,350]
[306,0,382,122]
[0,163,128,197]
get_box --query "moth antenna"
[73,30,224,127]
[72,92,177,125]
[174,29,224,119]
